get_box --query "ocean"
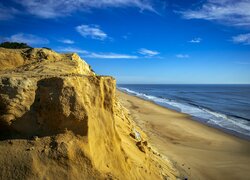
[118,84,250,140]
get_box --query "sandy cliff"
[0,48,179,180]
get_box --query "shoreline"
[117,90,250,180]
[118,88,250,141]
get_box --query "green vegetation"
[0,42,32,49]
[42,47,52,51]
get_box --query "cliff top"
[0,47,95,77]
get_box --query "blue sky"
[0,0,250,84]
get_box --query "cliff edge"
[0,47,179,180]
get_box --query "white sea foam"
[118,87,250,138]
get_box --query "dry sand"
[118,90,250,180]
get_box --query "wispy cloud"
[232,33,250,45]
[235,61,250,65]
[76,25,107,40]
[122,35,129,40]
[59,39,74,44]
[57,47,138,59]
[176,54,190,59]
[138,48,160,56]
[0,3,19,20]
[189,38,202,43]
[179,0,250,27]
[57,47,89,54]
[3,33,49,45]
[87,53,138,59]
[15,0,156,19]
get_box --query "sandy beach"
[117,90,250,180]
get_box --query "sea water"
[118,84,250,139]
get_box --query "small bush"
[42,47,52,51]
[0,42,32,49]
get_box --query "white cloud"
[59,39,74,44]
[4,33,49,45]
[138,48,159,56]
[76,25,107,40]
[179,0,250,27]
[88,53,138,59]
[57,47,138,59]
[232,33,250,45]
[189,38,202,43]
[176,54,190,59]
[15,0,155,19]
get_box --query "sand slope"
[118,91,250,180]
[0,48,179,180]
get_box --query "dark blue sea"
[118,84,250,140]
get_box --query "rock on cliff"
[0,48,179,180]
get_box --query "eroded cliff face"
[0,48,179,180]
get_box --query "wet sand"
[117,90,250,180]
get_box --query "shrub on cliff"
[0,42,32,49]
[42,47,52,51]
